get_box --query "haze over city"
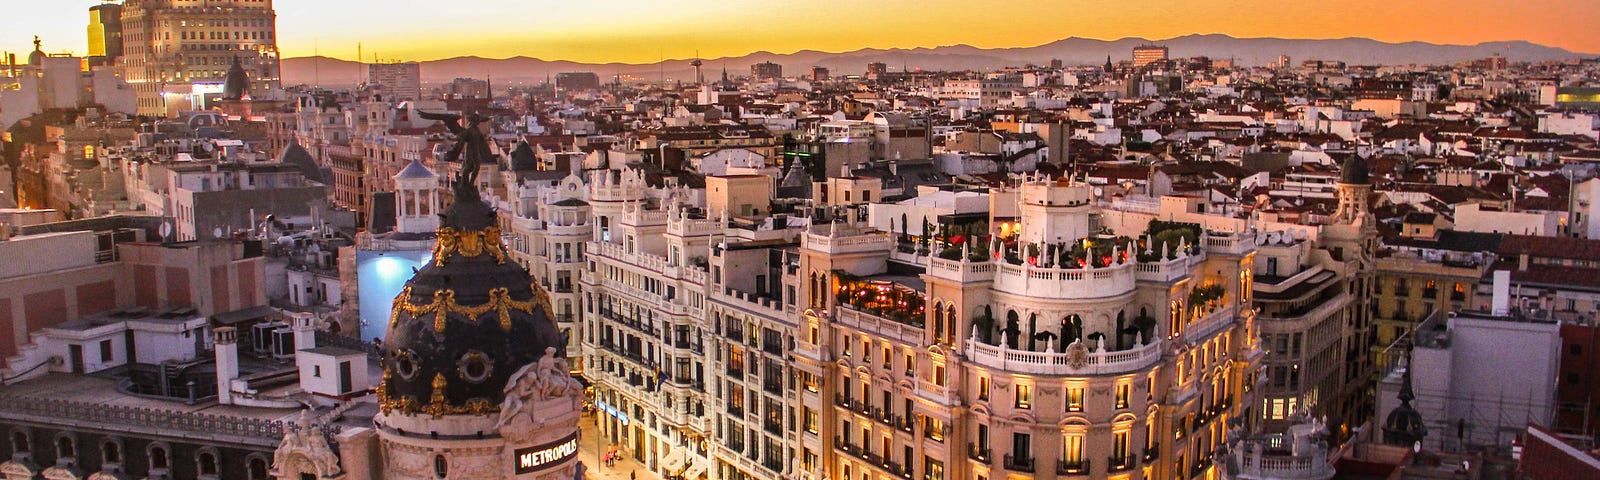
[6,0,1600,63]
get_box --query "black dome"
[379,191,565,418]
[1339,155,1370,185]
[1382,365,1427,445]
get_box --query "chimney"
[291,312,316,361]
[1492,270,1511,317]
[214,327,239,405]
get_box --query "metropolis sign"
[513,431,580,474]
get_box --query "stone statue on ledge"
[497,347,583,443]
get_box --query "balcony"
[967,443,990,462]
[834,307,923,345]
[964,335,1164,376]
[834,394,873,416]
[926,257,997,282]
[1003,454,1034,473]
[1057,459,1091,476]
[1143,447,1159,462]
[1107,455,1137,473]
[994,260,1136,300]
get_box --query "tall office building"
[750,62,782,81]
[367,62,422,102]
[554,72,600,92]
[87,3,123,64]
[1132,45,1169,68]
[118,0,282,116]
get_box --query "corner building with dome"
[270,160,585,479]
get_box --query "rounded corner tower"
[375,118,584,479]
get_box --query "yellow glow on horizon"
[266,0,1600,63]
[4,0,1598,65]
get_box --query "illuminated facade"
[555,164,1263,480]
[573,168,725,479]
[1132,46,1169,69]
[118,0,282,116]
[797,177,1261,480]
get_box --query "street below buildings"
[578,410,659,480]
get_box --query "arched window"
[56,436,75,460]
[433,454,449,478]
[1116,310,1128,350]
[945,304,957,344]
[1062,314,1083,345]
[1004,310,1021,349]
[247,456,270,480]
[9,431,27,453]
[1170,301,1183,336]
[149,444,170,470]
[197,450,219,476]
[102,440,121,464]
[931,301,945,343]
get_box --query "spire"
[1383,354,1428,446]
[1397,360,1416,404]
[28,35,45,66]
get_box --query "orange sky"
[8,0,1599,63]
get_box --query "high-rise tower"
[118,0,282,116]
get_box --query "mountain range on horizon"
[279,34,1596,87]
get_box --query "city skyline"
[4,0,1599,64]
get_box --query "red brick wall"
[135,265,159,309]
[165,266,190,308]
[1558,324,1600,435]
[237,261,258,307]
[23,290,66,332]
[75,280,116,316]
[211,265,231,313]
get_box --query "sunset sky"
[4,0,1598,64]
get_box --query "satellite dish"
[159,221,173,239]
[213,227,224,239]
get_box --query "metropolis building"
[540,160,1266,480]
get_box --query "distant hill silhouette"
[280,34,1593,87]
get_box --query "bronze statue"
[418,111,491,201]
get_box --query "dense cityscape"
[2,1,1600,480]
